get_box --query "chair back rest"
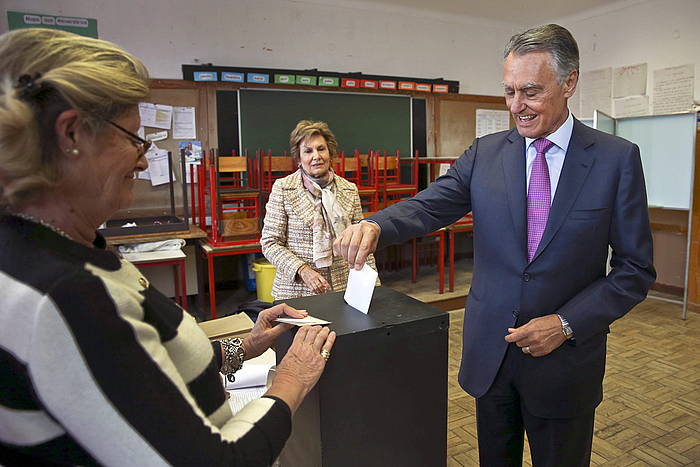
[218,156,248,173]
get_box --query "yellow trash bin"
[252,258,276,303]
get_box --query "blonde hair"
[289,120,339,164]
[0,28,150,207]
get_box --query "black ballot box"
[274,286,449,467]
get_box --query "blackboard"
[238,89,412,156]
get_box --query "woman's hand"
[298,264,331,294]
[242,303,307,360]
[265,325,336,413]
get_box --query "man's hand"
[333,221,380,270]
[504,314,567,357]
[243,303,308,360]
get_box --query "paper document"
[653,64,694,115]
[344,263,378,314]
[225,348,276,390]
[173,106,196,139]
[276,316,332,326]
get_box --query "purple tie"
[527,138,554,262]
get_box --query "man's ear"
[54,109,83,159]
[563,69,578,99]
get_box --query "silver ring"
[320,349,331,361]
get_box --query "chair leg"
[438,231,444,294]
[449,231,455,292]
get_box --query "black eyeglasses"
[105,119,151,154]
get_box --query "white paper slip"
[276,316,331,326]
[344,263,378,314]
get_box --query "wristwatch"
[556,314,574,339]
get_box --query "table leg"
[438,231,444,294]
[208,253,217,320]
[449,231,455,292]
[179,260,188,310]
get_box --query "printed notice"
[475,109,510,138]
[173,106,196,139]
[580,68,612,118]
[653,64,694,115]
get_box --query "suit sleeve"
[261,180,306,282]
[370,141,477,247]
[557,143,656,341]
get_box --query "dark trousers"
[475,343,595,467]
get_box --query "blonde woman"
[261,120,378,300]
[0,29,334,465]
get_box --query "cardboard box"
[398,81,415,90]
[415,83,432,92]
[274,74,295,84]
[247,73,270,84]
[221,72,244,82]
[318,76,340,87]
[341,78,359,88]
[199,312,254,340]
[362,80,378,89]
[295,75,317,86]
[433,84,449,93]
[379,80,397,90]
[194,71,217,81]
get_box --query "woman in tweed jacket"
[261,120,378,300]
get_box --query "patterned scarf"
[301,168,351,268]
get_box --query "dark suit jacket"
[371,119,656,418]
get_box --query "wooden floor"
[381,260,700,466]
[443,299,700,466]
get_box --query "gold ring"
[320,349,331,361]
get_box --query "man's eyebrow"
[501,82,542,90]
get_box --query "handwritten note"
[613,63,647,98]
[653,64,694,115]
[613,95,649,118]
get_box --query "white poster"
[173,106,196,139]
[613,63,647,98]
[613,95,650,118]
[579,68,612,119]
[475,109,510,138]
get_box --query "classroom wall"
[556,0,700,109]
[1,0,519,96]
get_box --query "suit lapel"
[502,129,528,261]
[287,171,316,227]
[531,119,597,262]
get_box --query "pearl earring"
[65,148,79,155]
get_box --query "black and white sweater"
[0,214,291,466]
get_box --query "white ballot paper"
[276,316,331,326]
[344,263,378,314]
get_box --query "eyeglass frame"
[104,119,151,154]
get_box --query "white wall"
[557,0,700,107]
[1,0,520,96]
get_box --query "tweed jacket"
[261,170,378,300]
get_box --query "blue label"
[193,71,217,81]
[247,73,270,83]
[221,72,245,82]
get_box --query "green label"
[274,74,294,84]
[319,77,340,87]
[7,11,98,38]
[296,75,317,86]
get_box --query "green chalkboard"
[239,89,412,156]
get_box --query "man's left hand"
[505,314,567,357]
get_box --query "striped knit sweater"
[0,214,290,466]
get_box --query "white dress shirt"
[525,111,574,204]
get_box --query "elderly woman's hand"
[298,264,332,294]
[265,325,336,413]
[242,303,307,360]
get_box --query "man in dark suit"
[334,24,655,466]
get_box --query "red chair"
[377,150,418,209]
[261,151,295,193]
[195,149,261,248]
[338,150,378,212]
[447,213,474,292]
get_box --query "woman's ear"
[54,109,83,158]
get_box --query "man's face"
[503,51,577,139]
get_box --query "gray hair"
[503,24,579,84]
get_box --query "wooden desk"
[197,239,262,320]
[106,225,208,245]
